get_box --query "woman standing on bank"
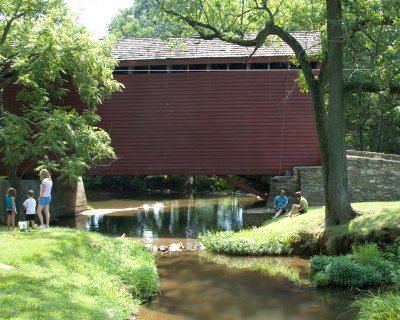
[37,169,53,229]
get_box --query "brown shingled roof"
[113,32,321,61]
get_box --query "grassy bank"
[0,227,159,320]
[200,202,400,256]
[200,202,400,320]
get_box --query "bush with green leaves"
[309,255,333,273]
[310,243,398,288]
[382,238,400,263]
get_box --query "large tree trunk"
[323,0,355,226]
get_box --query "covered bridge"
[2,32,321,178]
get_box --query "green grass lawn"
[200,202,400,256]
[0,227,159,320]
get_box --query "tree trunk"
[324,0,355,226]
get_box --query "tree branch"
[344,81,400,96]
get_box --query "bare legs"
[7,212,16,230]
[287,204,300,218]
[44,205,50,227]
[37,204,44,225]
[272,208,285,219]
[37,204,50,227]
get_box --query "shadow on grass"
[322,205,400,255]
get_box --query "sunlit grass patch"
[0,227,159,320]
[200,202,400,256]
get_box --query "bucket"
[18,221,28,231]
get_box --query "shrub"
[309,255,333,274]
[368,259,398,285]
[313,271,330,287]
[310,247,398,288]
[326,256,381,287]
[382,237,400,263]
[353,291,400,320]
[351,242,381,263]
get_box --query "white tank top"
[41,178,53,197]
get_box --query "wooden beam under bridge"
[218,175,268,201]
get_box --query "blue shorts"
[38,196,51,206]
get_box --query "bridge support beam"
[218,175,268,201]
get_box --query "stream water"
[80,194,356,320]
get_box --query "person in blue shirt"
[272,189,288,219]
[5,187,17,230]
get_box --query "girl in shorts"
[5,188,17,230]
[37,169,53,229]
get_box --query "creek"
[80,194,356,320]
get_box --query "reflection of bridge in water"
[84,196,255,240]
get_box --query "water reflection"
[86,195,251,239]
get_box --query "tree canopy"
[108,0,190,38]
[0,0,122,187]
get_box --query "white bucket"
[18,221,28,230]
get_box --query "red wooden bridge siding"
[86,69,320,176]
[1,32,323,177]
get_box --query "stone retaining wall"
[269,151,400,206]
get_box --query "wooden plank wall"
[89,70,320,175]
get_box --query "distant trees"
[108,0,191,38]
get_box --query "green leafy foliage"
[0,0,122,185]
[109,0,191,38]
[309,255,333,273]
[310,243,398,288]
[351,242,381,263]
[382,238,400,263]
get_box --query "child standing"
[23,190,37,229]
[37,169,53,229]
[5,188,17,230]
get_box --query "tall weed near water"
[351,243,381,263]
[353,290,400,320]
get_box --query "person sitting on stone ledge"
[272,189,288,219]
